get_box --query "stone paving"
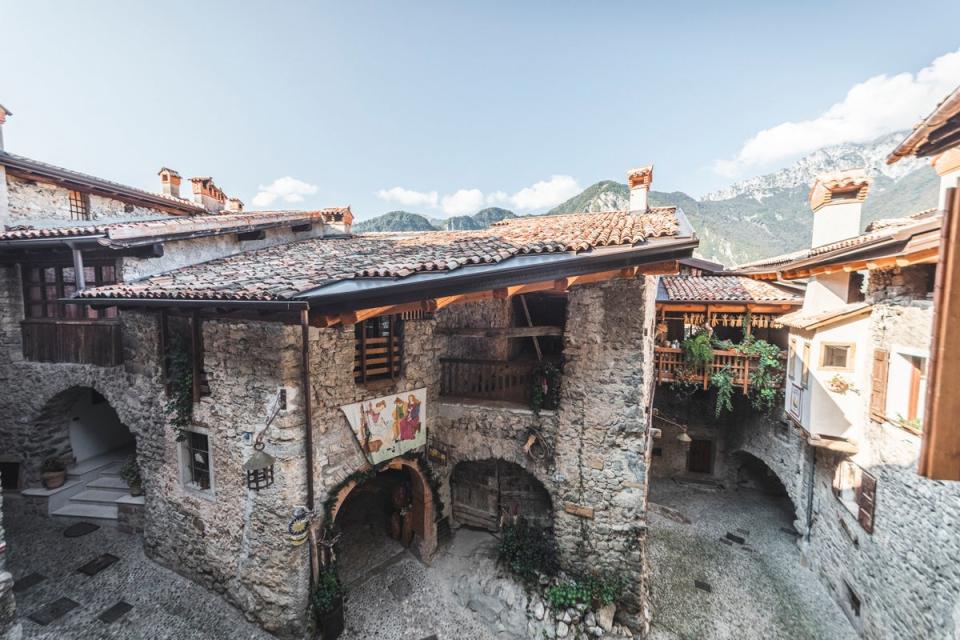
[6,514,271,640]
[647,482,858,640]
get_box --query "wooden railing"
[21,320,123,366]
[439,358,537,404]
[654,347,779,394]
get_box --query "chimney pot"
[158,167,182,199]
[808,169,871,247]
[226,197,244,213]
[627,165,653,212]
[190,176,226,213]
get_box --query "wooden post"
[518,295,542,361]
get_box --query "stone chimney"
[808,169,871,248]
[0,103,11,151]
[190,177,226,213]
[158,167,182,199]
[225,197,244,213]
[627,166,653,212]
[932,148,960,210]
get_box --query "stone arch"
[329,457,437,563]
[728,449,799,520]
[450,458,554,532]
[22,384,139,486]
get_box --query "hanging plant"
[710,368,735,417]
[681,331,714,368]
[165,333,194,442]
[530,361,562,415]
[736,336,784,413]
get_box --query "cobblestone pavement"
[647,482,858,640]
[6,514,271,640]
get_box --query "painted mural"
[341,387,427,464]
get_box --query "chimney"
[158,167,182,199]
[808,169,871,248]
[627,165,653,212]
[932,148,960,210]
[0,103,11,151]
[190,176,226,213]
[225,197,244,213]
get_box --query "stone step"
[71,489,129,505]
[21,479,82,498]
[87,476,129,491]
[52,502,118,520]
[66,451,130,477]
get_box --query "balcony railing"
[21,320,123,366]
[654,347,779,394]
[439,357,537,404]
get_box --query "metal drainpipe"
[301,308,315,512]
[805,444,816,541]
[69,244,86,290]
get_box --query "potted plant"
[40,457,67,490]
[119,455,143,496]
[312,565,345,639]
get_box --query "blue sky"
[2,1,959,220]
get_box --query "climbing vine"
[530,360,562,415]
[165,333,193,442]
[710,368,735,417]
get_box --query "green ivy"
[710,368,735,417]
[165,333,193,442]
[736,336,784,413]
[311,565,345,617]
[682,331,714,367]
[497,517,559,585]
[530,360,562,416]
[546,574,624,610]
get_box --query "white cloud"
[375,175,581,217]
[441,189,486,215]
[252,176,319,207]
[715,48,960,177]
[375,186,439,209]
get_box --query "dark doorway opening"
[451,459,552,531]
[687,439,714,474]
[1,461,21,490]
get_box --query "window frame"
[68,190,91,221]
[819,342,855,372]
[354,314,404,384]
[178,428,216,499]
[21,261,118,321]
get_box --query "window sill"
[181,483,216,502]
[355,378,400,393]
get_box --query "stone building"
[0,112,698,640]
[724,152,960,637]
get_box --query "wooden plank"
[435,326,563,338]
[563,503,595,519]
[920,186,960,480]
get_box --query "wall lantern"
[244,441,275,490]
[677,430,693,450]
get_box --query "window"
[22,263,117,320]
[881,348,928,431]
[181,431,213,492]
[787,339,797,380]
[68,190,90,220]
[354,314,403,383]
[833,461,876,533]
[801,341,811,388]
[821,343,854,370]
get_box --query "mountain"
[353,211,437,233]
[472,207,517,227]
[547,133,939,266]
[443,216,482,230]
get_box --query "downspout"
[67,243,86,290]
[804,444,816,541]
[300,308,315,511]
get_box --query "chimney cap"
[809,169,872,212]
[158,166,181,178]
[627,165,654,189]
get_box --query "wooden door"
[688,439,714,474]
[497,461,552,529]
[451,460,499,530]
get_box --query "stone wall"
[0,484,21,640]
[6,174,172,223]
[800,264,960,639]
[553,277,656,632]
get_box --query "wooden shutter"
[856,471,877,534]
[870,349,890,422]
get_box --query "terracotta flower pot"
[42,470,66,490]
[130,482,144,497]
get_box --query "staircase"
[22,449,135,521]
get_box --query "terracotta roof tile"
[78,208,681,302]
[777,302,871,330]
[660,275,802,304]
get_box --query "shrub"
[681,331,714,367]
[497,517,558,584]
[546,574,624,610]
[530,361,562,415]
[311,566,345,617]
[119,455,142,488]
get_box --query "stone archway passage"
[451,459,552,532]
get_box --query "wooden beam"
[636,260,680,276]
[436,325,564,338]
[435,290,495,309]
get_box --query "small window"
[787,340,797,380]
[833,461,876,533]
[354,315,403,383]
[181,431,213,492]
[69,190,90,220]
[821,343,854,370]
[22,262,118,320]
[801,341,811,387]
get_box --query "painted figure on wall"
[342,388,428,464]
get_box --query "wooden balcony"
[21,320,123,366]
[654,346,778,394]
[439,357,537,404]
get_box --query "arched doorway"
[330,459,436,583]
[730,451,798,523]
[450,459,552,532]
